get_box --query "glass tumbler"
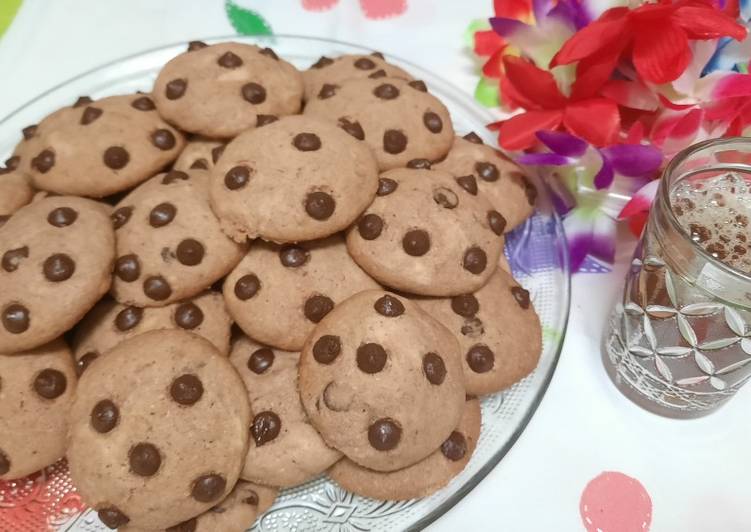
[603,138,751,418]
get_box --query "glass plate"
[0,35,570,532]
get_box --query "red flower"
[550,0,747,87]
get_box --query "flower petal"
[632,22,692,84]
[600,144,663,177]
[497,110,565,150]
[562,98,620,146]
[549,7,629,67]
[618,179,660,219]
[474,29,506,56]
[516,153,572,165]
[672,5,747,41]
[570,47,623,100]
[535,130,588,156]
[503,56,568,108]
[593,156,614,189]
[494,0,533,20]
[600,80,660,111]
[490,17,531,38]
[482,47,507,78]
[590,211,617,263]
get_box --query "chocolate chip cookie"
[304,77,454,170]
[230,336,342,487]
[299,290,465,472]
[153,42,303,138]
[435,134,536,231]
[0,196,115,353]
[415,269,541,395]
[302,52,412,101]
[0,165,34,220]
[110,169,247,307]
[68,330,251,530]
[0,339,76,480]
[346,168,505,296]
[12,94,185,198]
[210,115,379,243]
[329,397,480,500]
[173,137,225,172]
[223,235,379,351]
[73,291,233,375]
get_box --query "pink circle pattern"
[580,471,652,532]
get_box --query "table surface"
[1,1,749,531]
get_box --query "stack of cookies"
[0,41,542,531]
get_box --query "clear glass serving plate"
[0,35,570,532]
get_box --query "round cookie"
[304,76,454,170]
[67,330,251,530]
[299,290,465,472]
[123,480,278,532]
[302,52,413,101]
[173,137,225,172]
[329,396,480,500]
[415,269,542,395]
[0,166,34,220]
[435,133,536,231]
[0,196,115,353]
[210,115,378,243]
[111,169,247,307]
[0,339,76,480]
[12,94,185,198]
[346,168,505,296]
[153,41,303,138]
[73,291,233,375]
[230,336,342,487]
[223,235,379,351]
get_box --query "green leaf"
[225,0,273,36]
[474,77,499,108]
[0,0,23,39]
[463,18,490,48]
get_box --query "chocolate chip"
[167,518,197,532]
[132,96,156,111]
[451,294,479,317]
[190,158,208,170]
[115,306,143,331]
[98,507,129,529]
[354,57,376,70]
[358,213,383,240]
[318,83,339,99]
[377,178,398,196]
[423,111,443,133]
[257,114,278,127]
[368,69,387,79]
[260,47,279,60]
[463,247,487,274]
[234,274,260,300]
[76,352,98,376]
[188,40,207,51]
[242,82,266,104]
[2,246,28,272]
[368,418,401,450]
[191,474,226,503]
[403,229,430,256]
[0,215,9,228]
[80,106,103,125]
[407,158,431,169]
[488,210,507,235]
[293,132,322,151]
[248,348,274,374]
[211,145,226,164]
[112,255,141,283]
[103,146,129,169]
[5,156,19,170]
[423,352,446,385]
[22,125,37,140]
[433,187,458,209]
[0,450,9,476]
[466,344,494,373]
[383,129,407,154]
[463,131,483,144]
[371,51,385,59]
[243,491,259,505]
[305,191,335,220]
[47,207,77,227]
[311,56,334,69]
[313,335,340,364]
[456,175,478,195]
[408,80,428,92]
[162,170,189,184]
[441,431,467,461]
[304,295,335,323]
[357,343,387,373]
[176,239,204,266]
[166,78,187,100]
[225,165,250,190]
[279,245,309,267]
[171,374,203,405]
[43,253,75,282]
[152,129,177,150]
[475,162,499,182]
[143,275,172,301]
[2,304,29,334]
[217,51,243,68]
[175,302,203,329]
[373,83,399,100]
[129,442,161,476]
[338,117,365,140]
[33,369,67,399]
[511,286,531,309]
[111,206,133,229]
[252,411,282,446]
[374,294,404,317]
[461,317,484,337]
[31,149,55,173]
[91,400,119,433]
[149,202,177,227]
[73,96,93,108]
